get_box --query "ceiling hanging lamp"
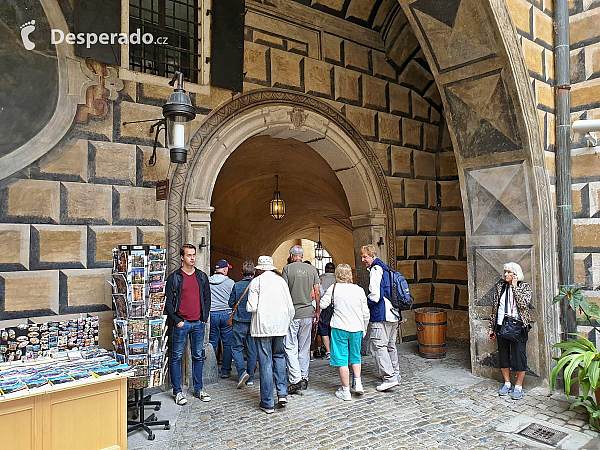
[315,226,323,261]
[270,174,285,220]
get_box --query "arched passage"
[167,90,396,290]
[168,0,558,385]
[209,134,355,276]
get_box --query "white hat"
[255,255,277,271]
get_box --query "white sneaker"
[352,380,364,395]
[175,392,187,405]
[335,387,351,401]
[376,380,399,392]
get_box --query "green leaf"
[551,356,574,390]
[553,287,569,304]
[590,361,600,389]
[571,401,593,414]
[565,354,586,393]
[587,303,600,319]
[582,380,591,400]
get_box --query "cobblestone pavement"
[129,341,600,449]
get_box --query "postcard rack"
[110,244,170,439]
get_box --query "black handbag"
[497,285,523,342]
[319,284,336,325]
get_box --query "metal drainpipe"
[555,0,576,341]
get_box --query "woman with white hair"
[320,263,370,401]
[487,262,532,400]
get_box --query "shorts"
[330,328,362,367]
[317,320,330,337]
[496,324,528,372]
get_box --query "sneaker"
[335,387,351,401]
[193,390,211,402]
[325,352,331,360]
[511,388,523,400]
[376,380,399,392]
[278,395,288,406]
[288,382,302,395]
[352,379,364,395]
[260,406,275,414]
[237,372,250,389]
[300,378,308,390]
[246,380,254,386]
[310,355,316,361]
[498,383,512,396]
[221,373,230,379]
[175,392,187,405]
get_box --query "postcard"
[149,249,165,262]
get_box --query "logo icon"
[20,20,36,50]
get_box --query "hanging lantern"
[163,72,196,164]
[270,175,285,220]
[315,226,323,261]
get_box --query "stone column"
[183,203,218,386]
[351,213,388,289]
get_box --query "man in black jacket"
[165,244,211,405]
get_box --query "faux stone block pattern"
[89,226,137,267]
[304,58,333,98]
[36,139,88,182]
[6,180,60,223]
[391,146,412,176]
[334,66,361,104]
[113,186,165,226]
[89,141,137,185]
[62,182,112,225]
[31,225,87,269]
[61,268,111,309]
[343,105,376,139]
[0,270,59,316]
[271,48,304,90]
[0,224,30,270]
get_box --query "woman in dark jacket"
[487,262,532,400]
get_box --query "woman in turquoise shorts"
[319,263,370,401]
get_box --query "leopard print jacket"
[489,279,532,330]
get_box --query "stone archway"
[167,89,396,289]
[397,0,558,383]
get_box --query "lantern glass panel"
[166,115,193,150]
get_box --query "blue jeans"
[256,336,287,409]
[209,310,233,375]
[170,320,205,394]
[232,320,257,382]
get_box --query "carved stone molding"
[167,88,396,274]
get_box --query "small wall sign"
[156,179,169,200]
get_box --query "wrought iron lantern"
[270,175,285,220]
[122,71,196,166]
[163,72,196,164]
[315,227,323,261]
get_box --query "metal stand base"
[127,387,170,440]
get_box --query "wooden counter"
[0,373,129,450]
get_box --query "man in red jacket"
[165,244,212,405]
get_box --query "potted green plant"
[550,287,600,430]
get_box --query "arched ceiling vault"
[210,135,355,266]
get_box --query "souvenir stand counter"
[112,245,170,440]
[0,341,131,450]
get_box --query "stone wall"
[569,1,600,306]
[0,0,469,341]
[245,0,468,339]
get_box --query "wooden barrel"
[414,307,447,359]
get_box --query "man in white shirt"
[360,244,400,392]
[247,255,295,414]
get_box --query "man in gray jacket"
[209,259,235,378]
